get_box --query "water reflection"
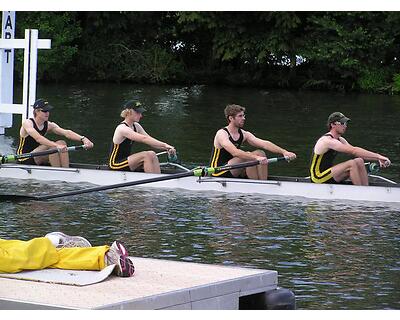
[1,183,399,309]
[0,134,16,155]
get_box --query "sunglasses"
[335,121,348,126]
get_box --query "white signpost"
[0,11,15,134]
[0,11,51,134]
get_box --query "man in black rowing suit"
[310,112,391,185]
[209,104,296,179]
[18,99,94,167]
[108,100,176,173]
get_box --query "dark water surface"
[0,84,399,309]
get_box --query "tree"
[299,12,398,91]
[15,12,81,81]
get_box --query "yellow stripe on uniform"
[210,148,228,176]
[310,153,333,183]
[108,144,129,169]
[16,137,29,162]
[210,148,219,167]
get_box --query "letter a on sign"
[5,15,12,29]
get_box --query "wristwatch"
[80,136,86,142]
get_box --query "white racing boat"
[0,160,398,204]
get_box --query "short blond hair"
[120,108,134,118]
[224,104,245,122]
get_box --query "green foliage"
[14,12,81,81]
[299,12,397,91]
[110,44,186,83]
[12,11,400,93]
[177,12,304,66]
[357,68,389,92]
[75,12,184,83]
[392,73,400,93]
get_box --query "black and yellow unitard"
[209,128,243,177]
[310,133,338,183]
[108,122,136,171]
[17,119,48,164]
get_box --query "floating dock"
[0,257,294,310]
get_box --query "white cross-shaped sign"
[0,12,51,132]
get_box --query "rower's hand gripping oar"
[365,161,397,185]
[156,150,179,163]
[0,145,86,164]
[0,157,288,202]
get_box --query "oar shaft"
[208,160,259,175]
[1,145,85,164]
[205,157,287,175]
[39,170,196,200]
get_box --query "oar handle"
[365,162,381,174]
[156,150,179,163]
[269,156,288,163]
[0,145,86,164]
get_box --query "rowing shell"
[0,163,398,204]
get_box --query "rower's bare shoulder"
[47,121,59,130]
[316,134,333,144]
[214,129,228,148]
[118,124,134,136]
[21,118,33,128]
[215,128,228,138]
[314,135,331,153]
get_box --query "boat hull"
[0,163,398,204]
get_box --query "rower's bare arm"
[327,139,390,165]
[49,123,94,149]
[245,132,296,160]
[123,126,174,151]
[22,120,58,148]
[143,135,174,151]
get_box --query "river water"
[0,84,399,309]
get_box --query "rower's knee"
[354,157,364,167]
[252,150,266,157]
[56,140,67,146]
[351,158,364,169]
[145,150,157,161]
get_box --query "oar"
[0,145,86,164]
[365,162,397,184]
[0,157,288,202]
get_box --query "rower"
[310,112,391,185]
[17,99,94,167]
[209,104,296,180]
[108,100,176,173]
